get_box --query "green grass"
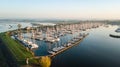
[0,32,39,65]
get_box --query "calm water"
[51,25,120,67]
[0,22,32,32]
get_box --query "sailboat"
[28,29,39,49]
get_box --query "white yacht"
[115,28,120,32]
[55,38,60,41]
[48,51,55,55]
[53,47,58,52]
[31,43,39,48]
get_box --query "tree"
[17,24,22,39]
[38,56,51,67]
[17,24,22,30]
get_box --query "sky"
[0,0,120,20]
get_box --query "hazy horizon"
[0,0,120,20]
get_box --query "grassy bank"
[0,32,39,66]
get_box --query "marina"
[11,22,104,56]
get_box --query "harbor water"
[51,25,120,67]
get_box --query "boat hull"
[109,34,120,38]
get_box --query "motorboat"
[32,43,39,48]
[48,51,55,55]
[109,34,120,38]
[55,38,60,41]
[115,28,120,33]
[53,47,58,52]
[67,42,72,46]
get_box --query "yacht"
[48,51,55,55]
[55,38,60,41]
[32,43,39,48]
[115,28,120,32]
[53,47,58,52]
[67,42,72,47]
[109,34,120,38]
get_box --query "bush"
[39,56,51,67]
